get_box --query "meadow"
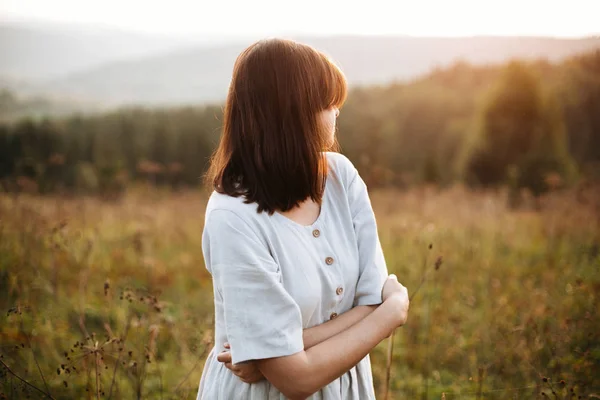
[0,184,598,399]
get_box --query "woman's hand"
[216,343,265,384]
[382,274,406,302]
[382,274,409,326]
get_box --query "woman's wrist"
[302,305,379,350]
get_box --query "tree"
[467,61,575,195]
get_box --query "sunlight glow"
[1,0,599,38]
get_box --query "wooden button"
[312,229,320,238]
[325,257,334,265]
[330,312,338,320]
[336,287,343,295]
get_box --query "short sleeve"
[347,170,389,307]
[203,209,304,365]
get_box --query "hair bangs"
[318,54,348,110]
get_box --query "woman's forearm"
[257,296,403,400]
[302,305,377,350]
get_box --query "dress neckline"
[272,177,329,229]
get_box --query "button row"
[315,228,340,321]
[313,230,335,267]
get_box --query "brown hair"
[205,38,347,214]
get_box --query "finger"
[217,351,231,362]
[217,351,232,363]
[227,362,243,373]
[239,371,258,382]
[388,274,397,280]
[224,342,230,349]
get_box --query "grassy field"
[0,185,598,399]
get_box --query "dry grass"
[0,184,598,399]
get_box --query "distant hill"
[0,88,106,122]
[39,43,248,105]
[2,21,599,108]
[0,21,198,80]
[40,35,600,106]
[303,36,600,84]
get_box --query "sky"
[1,0,599,38]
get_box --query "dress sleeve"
[204,209,304,365]
[347,169,389,307]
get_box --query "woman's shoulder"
[203,190,279,244]
[205,191,260,223]
[325,151,358,189]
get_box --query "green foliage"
[0,107,222,196]
[74,162,100,193]
[0,89,88,122]
[467,61,577,195]
[559,50,600,177]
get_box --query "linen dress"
[196,151,388,400]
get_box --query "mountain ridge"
[2,21,599,106]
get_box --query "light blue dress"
[196,151,388,399]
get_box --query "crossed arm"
[303,304,378,349]
[215,278,409,400]
[217,287,407,400]
[222,306,383,384]
[217,304,377,377]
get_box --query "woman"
[197,38,410,400]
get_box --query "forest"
[1,50,598,199]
